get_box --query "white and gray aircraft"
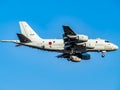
[0,21,119,62]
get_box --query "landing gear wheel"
[102,54,105,58]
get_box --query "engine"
[85,42,95,49]
[67,34,88,42]
[69,55,81,62]
[76,35,88,42]
[79,53,91,60]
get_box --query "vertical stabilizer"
[19,21,42,41]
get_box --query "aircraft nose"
[113,45,119,50]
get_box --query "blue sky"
[0,0,120,90]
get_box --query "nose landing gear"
[101,51,106,58]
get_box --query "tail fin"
[19,21,42,41]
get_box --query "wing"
[62,26,85,51]
[63,26,76,35]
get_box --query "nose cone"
[113,45,119,50]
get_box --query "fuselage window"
[53,41,55,43]
[105,40,109,43]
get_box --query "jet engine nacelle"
[85,42,95,49]
[70,55,81,62]
[77,35,88,42]
[79,53,91,60]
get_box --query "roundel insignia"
[48,42,52,45]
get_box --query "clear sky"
[0,0,120,90]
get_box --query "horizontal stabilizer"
[0,40,19,43]
[17,33,31,43]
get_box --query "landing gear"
[101,51,106,58]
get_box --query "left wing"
[61,26,89,62]
[62,26,87,51]
[63,26,76,35]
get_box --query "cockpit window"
[105,40,109,43]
